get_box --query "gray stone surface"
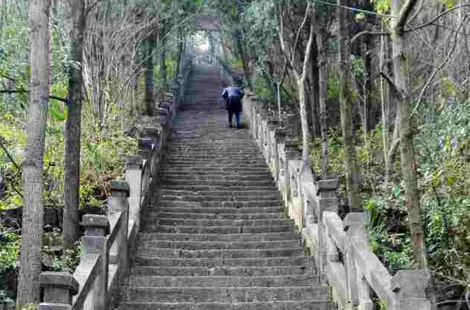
[113,65,331,309]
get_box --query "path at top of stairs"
[114,65,333,310]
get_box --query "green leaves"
[49,83,68,122]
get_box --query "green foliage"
[0,230,20,304]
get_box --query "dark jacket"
[222,87,244,112]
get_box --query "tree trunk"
[160,26,167,90]
[236,32,251,88]
[63,0,86,247]
[338,0,361,211]
[17,0,52,306]
[309,36,320,138]
[391,0,427,268]
[298,77,310,163]
[145,32,156,116]
[316,30,329,179]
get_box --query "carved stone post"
[137,138,153,161]
[125,156,143,232]
[317,179,339,275]
[108,180,130,269]
[81,214,109,310]
[390,270,431,310]
[39,272,79,310]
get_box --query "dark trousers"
[228,111,241,127]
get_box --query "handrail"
[38,61,191,310]
[241,90,432,310]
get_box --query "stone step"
[137,232,300,242]
[160,167,271,173]
[153,206,283,214]
[161,179,275,187]
[159,185,276,191]
[158,195,281,202]
[117,301,332,310]
[133,256,312,268]
[137,240,300,250]
[131,265,314,277]
[136,247,304,259]
[145,218,292,227]
[141,224,295,234]
[160,172,274,178]
[163,162,267,167]
[164,152,263,157]
[153,200,282,208]
[122,287,329,303]
[128,275,321,288]
[164,155,265,160]
[159,190,280,198]
[149,212,282,220]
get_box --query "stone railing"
[37,64,191,310]
[242,91,431,310]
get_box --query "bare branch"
[0,137,21,171]
[413,14,468,112]
[0,89,68,103]
[380,71,405,99]
[351,30,390,44]
[292,2,312,66]
[407,3,470,32]
[393,0,418,34]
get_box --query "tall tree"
[390,0,427,268]
[63,0,87,247]
[314,5,330,178]
[144,30,157,115]
[279,1,315,164]
[337,0,361,211]
[17,0,52,306]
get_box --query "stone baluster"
[39,272,79,310]
[108,180,130,270]
[137,138,153,161]
[317,179,339,275]
[81,214,109,310]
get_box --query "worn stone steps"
[149,212,283,220]
[155,201,282,208]
[142,224,295,234]
[159,190,280,197]
[122,287,329,303]
[117,301,332,310]
[146,218,292,227]
[138,232,300,242]
[159,172,274,178]
[161,180,276,187]
[128,275,322,287]
[131,265,314,277]
[137,239,300,250]
[133,256,312,268]
[158,195,281,202]
[136,247,304,259]
[159,185,277,191]
[113,65,330,310]
[154,206,283,214]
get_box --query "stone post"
[108,180,130,269]
[39,272,79,310]
[125,156,143,233]
[137,138,153,161]
[81,214,109,310]
[317,179,339,275]
[142,127,160,177]
[390,270,431,310]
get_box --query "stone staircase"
[114,65,332,310]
